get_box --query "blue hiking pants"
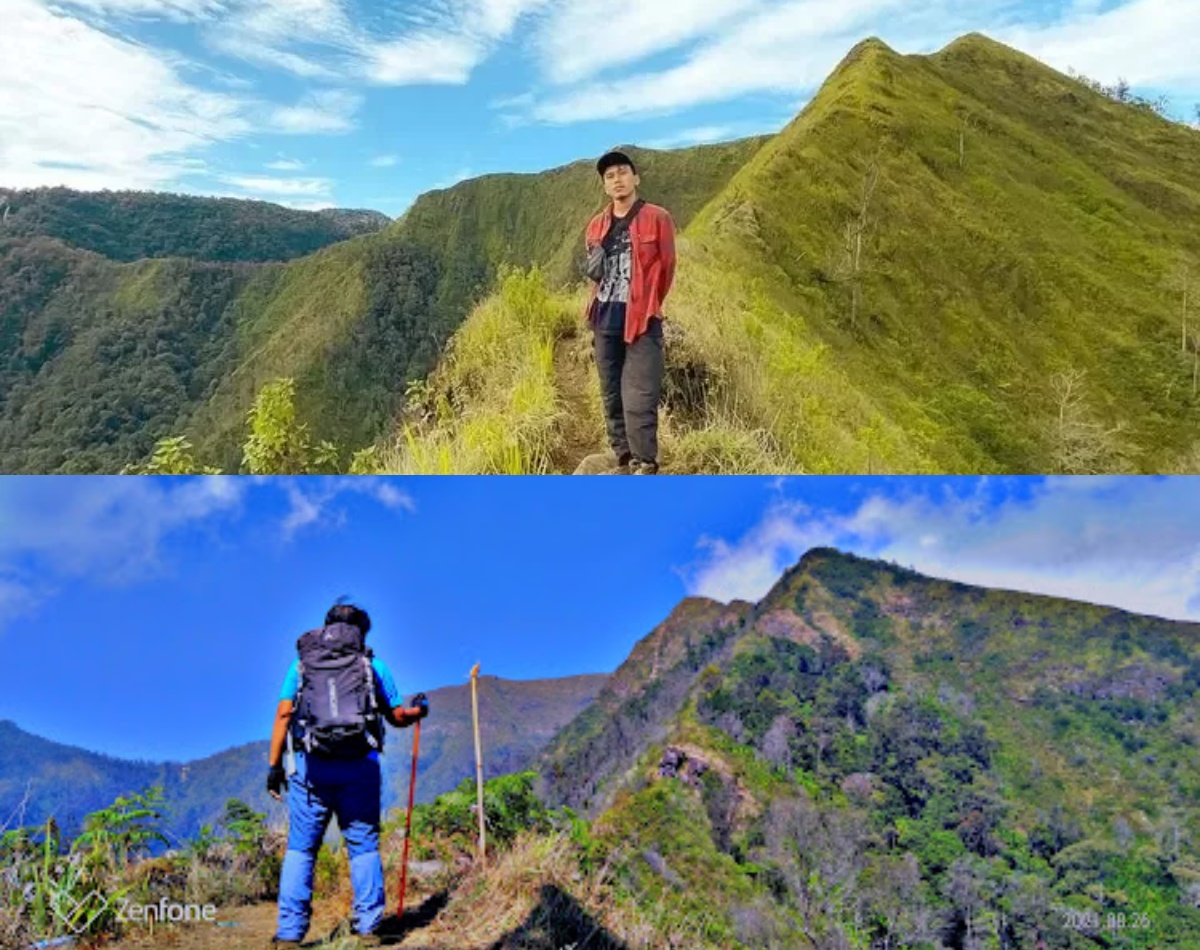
[276,753,385,941]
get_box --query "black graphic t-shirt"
[592,203,641,335]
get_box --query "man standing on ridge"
[584,148,677,474]
[266,600,429,949]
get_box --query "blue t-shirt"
[280,656,402,708]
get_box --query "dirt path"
[551,333,607,475]
[99,891,448,950]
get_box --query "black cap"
[597,149,636,176]
[326,598,371,635]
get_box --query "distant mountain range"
[0,673,605,842]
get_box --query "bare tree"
[1166,256,1194,353]
[1047,368,1125,474]
[945,857,989,948]
[831,150,883,329]
[1191,328,1200,397]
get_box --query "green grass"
[379,267,576,474]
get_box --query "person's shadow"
[320,884,630,948]
[319,890,450,946]
[485,884,631,950]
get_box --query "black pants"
[593,319,664,464]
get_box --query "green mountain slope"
[533,548,1200,946]
[383,33,1200,475]
[0,674,605,842]
[681,33,1200,472]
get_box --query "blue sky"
[3,1,1198,216]
[2,476,1200,762]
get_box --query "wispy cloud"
[364,33,482,84]
[266,157,306,171]
[223,175,333,196]
[0,0,250,190]
[520,0,1200,124]
[202,0,355,79]
[275,478,416,540]
[53,0,227,22]
[682,479,1200,621]
[532,0,759,86]
[269,89,361,134]
[369,153,399,167]
[999,0,1200,88]
[0,478,247,587]
[0,478,417,630]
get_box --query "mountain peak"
[939,31,1016,57]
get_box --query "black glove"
[410,693,430,719]
[267,764,288,798]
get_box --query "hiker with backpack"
[584,148,678,475]
[266,601,429,948]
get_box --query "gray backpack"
[291,622,384,758]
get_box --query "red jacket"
[584,201,677,344]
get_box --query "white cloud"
[683,478,1200,622]
[685,499,844,603]
[276,478,416,540]
[223,175,333,196]
[266,157,306,170]
[369,154,399,167]
[522,0,1200,124]
[202,0,355,78]
[52,0,228,21]
[526,0,918,124]
[533,0,759,85]
[998,0,1200,89]
[364,33,483,84]
[357,0,552,85]
[194,0,549,87]
[0,0,250,190]
[268,89,361,134]
[0,478,416,629]
[0,478,247,586]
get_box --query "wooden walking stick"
[397,715,421,917]
[470,663,486,867]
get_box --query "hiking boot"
[269,937,302,949]
[630,459,659,475]
[613,451,633,474]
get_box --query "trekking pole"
[470,663,486,868]
[397,716,421,917]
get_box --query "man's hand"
[267,764,288,802]
[410,692,430,719]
